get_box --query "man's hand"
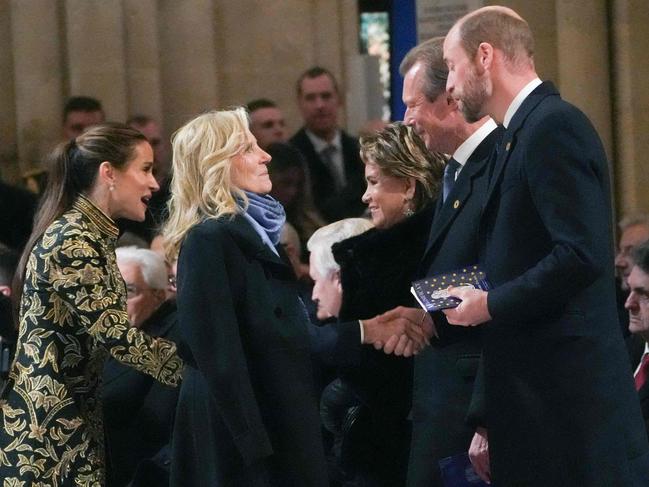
[468,426,490,483]
[443,287,491,326]
[361,306,433,357]
[379,306,437,340]
[362,306,435,357]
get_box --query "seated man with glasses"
[103,246,181,486]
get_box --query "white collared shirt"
[503,78,542,128]
[306,129,346,188]
[451,118,498,180]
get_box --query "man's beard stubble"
[459,67,489,124]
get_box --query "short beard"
[459,66,489,123]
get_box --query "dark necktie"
[442,158,461,202]
[635,353,649,391]
[320,144,344,191]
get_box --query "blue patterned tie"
[443,158,461,202]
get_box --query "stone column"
[10,0,65,177]
[611,0,649,214]
[556,0,613,160]
[159,0,219,134]
[123,0,163,123]
[65,0,128,122]
[0,1,18,182]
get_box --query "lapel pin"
[505,142,511,151]
[453,200,460,209]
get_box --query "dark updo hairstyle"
[14,122,147,305]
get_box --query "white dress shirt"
[503,78,542,128]
[451,118,499,179]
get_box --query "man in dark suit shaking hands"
[396,37,500,487]
[443,6,649,486]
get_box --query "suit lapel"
[422,128,499,260]
[482,82,559,212]
[424,165,476,256]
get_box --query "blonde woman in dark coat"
[164,108,328,486]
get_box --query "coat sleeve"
[487,108,608,324]
[48,233,182,387]
[307,320,362,367]
[176,224,273,465]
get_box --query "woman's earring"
[403,199,414,217]
[109,184,115,191]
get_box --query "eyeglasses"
[125,284,143,299]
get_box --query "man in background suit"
[62,96,105,141]
[443,6,649,485]
[388,36,500,487]
[625,241,649,441]
[103,247,180,487]
[290,67,365,222]
[247,98,288,150]
[615,214,649,336]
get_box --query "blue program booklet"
[410,265,491,313]
[439,452,490,487]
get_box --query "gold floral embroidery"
[0,196,183,486]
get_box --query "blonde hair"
[163,108,250,261]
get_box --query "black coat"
[0,180,37,250]
[480,81,649,485]
[407,127,500,487]
[331,208,432,485]
[170,215,328,487]
[333,208,435,414]
[290,128,366,222]
[103,300,180,487]
[628,334,649,442]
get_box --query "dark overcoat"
[331,207,432,485]
[407,127,500,487]
[628,334,649,442]
[170,214,328,487]
[480,81,649,485]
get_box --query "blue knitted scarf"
[242,191,286,247]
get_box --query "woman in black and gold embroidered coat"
[0,124,183,486]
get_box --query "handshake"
[360,306,437,357]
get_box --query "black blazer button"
[274,306,283,318]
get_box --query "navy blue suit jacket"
[478,81,648,485]
[406,127,500,487]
